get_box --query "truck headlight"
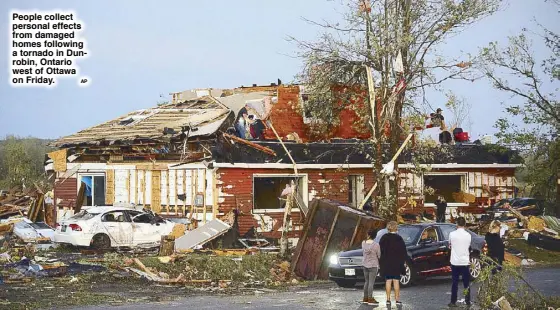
[329,254,338,265]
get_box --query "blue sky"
[0,0,558,141]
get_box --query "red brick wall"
[217,167,375,238]
[261,85,374,142]
[263,86,307,142]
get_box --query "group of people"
[360,217,505,308]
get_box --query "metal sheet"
[174,219,231,251]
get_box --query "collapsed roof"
[52,96,233,147]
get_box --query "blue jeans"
[451,265,470,304]
[363,267,378,299]
[235,122,246,139]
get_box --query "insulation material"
[48,149,67,172]
[105,169,115,205]
[151,170,162,212]
[161,170,169,210]
[145,170,152,206]
[130,170,137,205]
[167,169,177,208]
[114,169,129,204]
[174,219,231,251]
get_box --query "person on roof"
[425,108,445,129]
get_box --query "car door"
[437,224,457,271]
[128,211,158,246]
[100,210,133,246]
[409,226,442,274]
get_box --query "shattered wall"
[53,163,218,222]
[398,167,517,213]
[217,167,375,238]
[257,85,374,142]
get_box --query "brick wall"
[262,86,307,142]
[217,167,375,238]
[261,85,374,142]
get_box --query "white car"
[54,207,176,249]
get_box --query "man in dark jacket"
[435,196,447,223]
[379,221,407,309]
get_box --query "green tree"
[2,136,34,188]
[480,0,559,214]
[292,0,501,218]
[0,136,54,190]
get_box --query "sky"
[0,0,558,141]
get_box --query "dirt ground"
[0,250,308,310]
[0,272,325,310]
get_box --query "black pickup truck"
[327,223,486,287]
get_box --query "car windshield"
[69,210,99,221]
[398,226,422,245]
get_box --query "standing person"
[435,196,448,223]
[362,229,381,305]
[448,217,472,307]
[379,221,407,309]
[374,224,388,243]
[485,220,505,274]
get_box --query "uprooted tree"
[479,0,559,215]
[292,0,501,219]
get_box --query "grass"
[507,239,560,265]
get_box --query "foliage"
[479,1,559,211]
[0,135,54,189]
[292,0,500,137]
[476,255,560,309]
[292,0,501,218]
[444,92,473,131]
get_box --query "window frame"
[417,226,439,245]
[422,172,468,207]
[252,173,308,213]
[77,172,107,207]
[347,174,365,208]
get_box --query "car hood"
[338,249,364,257]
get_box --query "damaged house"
[46,82,521,246]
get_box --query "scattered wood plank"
[222,132,276,156]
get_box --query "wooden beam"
[315,207,340,281]
[222,132,277,156]
[202,170,207,224]
[212,169,218,220]
[165,170,170,215]
[358,132,414,210]
[174,170,178,214]
[126,170,131,204]
[142,170,146,206]
[350,216,362,246]
[134,170,138,205]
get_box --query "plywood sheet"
[151,170,161,212]
[106,169,115,205]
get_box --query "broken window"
[79,174,106,207]
[348,175,365,208]
[253,175,306,211]
[101,211,127,222]
[423,174,466,204]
